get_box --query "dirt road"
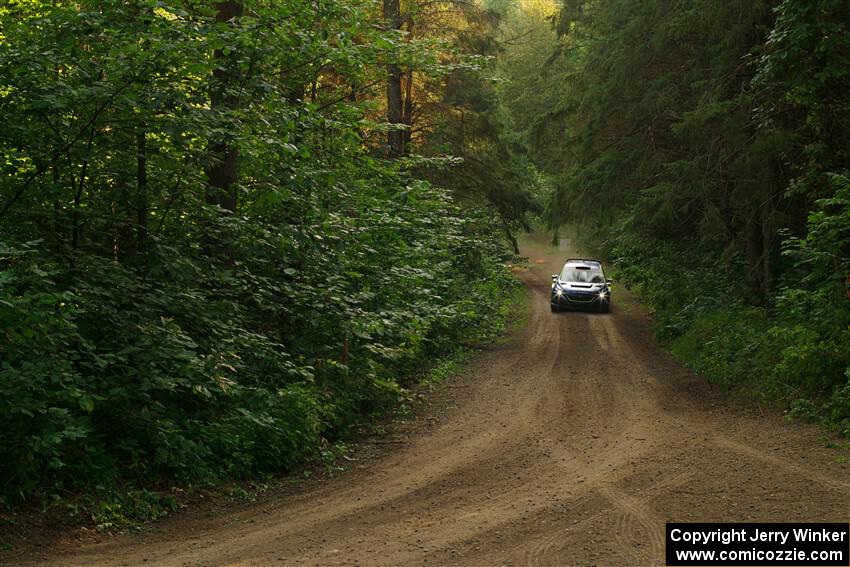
[29,235,850,566]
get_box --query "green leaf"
[78,396,94,413]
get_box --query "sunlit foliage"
[0,0,520,506]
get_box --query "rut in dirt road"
[29,236,850,567]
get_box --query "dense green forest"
[0,0,536,514]
[498,1,850,426]
[1,0,849,521]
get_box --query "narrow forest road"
[30,235,850,567]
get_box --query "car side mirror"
[551,274,559,280]
[606,279,613,286]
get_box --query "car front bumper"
[551,290,610,309]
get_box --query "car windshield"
[560,266,605,283]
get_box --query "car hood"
[556,281,606,291]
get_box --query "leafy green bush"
[0,0,523,513]
[0,183,518,507]
[607,174,850,431]
[0,242,94,501]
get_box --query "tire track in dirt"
[600,485,665,565]
[712,437,850,494]
[524,471,693,567]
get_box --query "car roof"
[563,259,602,268]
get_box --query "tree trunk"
[504,219,519,255]
[136,125,148,256]
[402,70,414,153]
[206,1,242,214]
[745,200,777,307]
[384,0,404,158]
[401,17,415,154]
[760,197,777,306]
[71,131,95,261]
[52,154,62,247]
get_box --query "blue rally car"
[550,259,612,313]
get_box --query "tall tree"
[384,0,405,157]
[206,1,243,213]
